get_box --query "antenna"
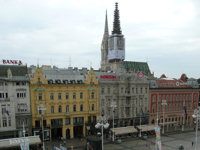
[37,58,39,66]
[69,56,71,67]
[50,58,52,67]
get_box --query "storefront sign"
[176,82,188,86]
[9,138,29,145]
[100,75,116,79]
[2,59,22,65]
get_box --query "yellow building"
[30,67,99,139]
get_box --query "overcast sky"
[0,0,200,78]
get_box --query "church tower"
[108,2,125,63]
[101,11,109,71]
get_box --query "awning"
[110,126,137,136]
[0,136,41,148]
[159,121,177,126]
[137,125,157,132]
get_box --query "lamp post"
[110,101,117,142]
[162,100,167,134]
[38,104,46,150]
[192,108,200,150]
[139,100,142,137]
[95,114,109,150]
[182,99,185,132]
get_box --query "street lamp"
[182,99,185,132]
[161,100,167,134]
[95,114,109,150]
[139,101,142,137]
[38,104,46,150]
[110,101,117,142]
[192,108,200,150]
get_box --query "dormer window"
[48,80,53,84]
[63,80,68,84]
[55,80,61,84]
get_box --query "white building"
[0,65,31,139]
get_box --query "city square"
[104,130,199,150]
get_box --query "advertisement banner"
[155,127,162,150]
[20,141,29,150]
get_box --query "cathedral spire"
[112,2,122,35]
[103,10,109,37]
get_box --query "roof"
[0,65,28,77]
[120,61,151,75]
[156,79,190,89]
[41,68,86,81]
[0,136,41,148]
[110,126,137,135]
[136,125,157,132]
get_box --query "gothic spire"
[103,10,109,37]
[112,2,122,35]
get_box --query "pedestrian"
[192,141,194,147]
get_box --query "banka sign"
[2,59,22,65]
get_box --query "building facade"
[95,70,149,127]
[98,2,153,127]
[149,74,199,131]
[30,66,99,139]
[0,65,32,139]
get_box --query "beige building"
[30,66,99,139]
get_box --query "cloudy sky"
[0,0,200,78]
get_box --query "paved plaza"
[45,130,200,150]
[104,131,200,150]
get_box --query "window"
[91,92,95,99]
[38,93,42,100]
[0,82,3,86]
[73,92,76,99]
[66,105,69,112]
[80,92,83,99]
[93,116,96,123]
[145,88,147,93]
[50,93,54,100]
[8,118,11,126]
[51,106,54,113]
[65,118,70,125]
[121,88,123,93]
[66,93,69,100]
[17,92,26,98]
[58,105,62,113]
[136,88,138,94]
[88,116,91,123]
[92,104,94,111]
[101,88,104,94]
[140,88,143,94]
[108,88,110,94]
[132,88,134,93]
[80,104,83,112]
[58,93,62,100]
[38,78,40,84]
[73,105,76,112]
[0,93,4,98]
[3,119,7,127]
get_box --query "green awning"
[34,88,45,92]
[88,88,96,91]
